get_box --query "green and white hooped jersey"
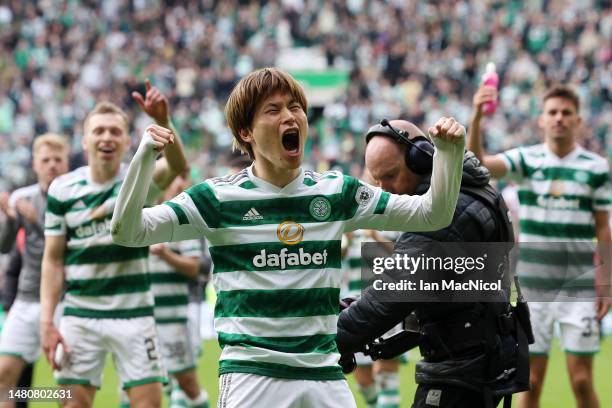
[343,230,368,297]
[342,230,399,298]
[164,166,395,381]
[149,239,202,324]
[45,165,157,319]
[500,144,612,289]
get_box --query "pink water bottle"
[481,62,499,115]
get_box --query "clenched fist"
[143,124,175,152]
[428,117,466,144]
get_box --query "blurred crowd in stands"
[0,0,610,190]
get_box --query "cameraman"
[337,120,531,407]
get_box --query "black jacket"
[337,152,503,352]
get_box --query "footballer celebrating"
[41,82,187,408]
[111,68,465,407]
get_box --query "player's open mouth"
[98,146,115,154]
[282,129,300,155]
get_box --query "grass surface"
[30,337,611,407]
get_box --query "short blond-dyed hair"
[33,133,70,158]
[84,101,129,133]
[224,68,308,159]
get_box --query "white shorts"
[187,302,202,357]
[217,373,356,408]
[0,299,41,363]
[157,322,196,374]
[55,316,166,389]
[529,301,600,355]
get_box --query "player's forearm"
[387,137,464,232]
[596,228,611,297]
[158,119,188,180]
[467,112,485,162]
[111,134,171,246]
[159,251,200,279]
[40,258,64,325]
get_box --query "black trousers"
[412,383,505,408]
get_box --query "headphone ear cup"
[405,139,434,175]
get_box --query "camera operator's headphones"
[365,119,434,175]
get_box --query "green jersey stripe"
[374,191,390,214]
[185,182,220,228]
[215,288,339,318]
[519,220,595,239]
[348,258,361,268]
[65,245,148,265]
[217,332,338,354]
[66,274,150,296]
[518,248,595,266]
[518,150,527,176]
[154,294,189,307]
[348,280,362,291]
[518,276,595,290]
[155,317,188,324]
[502,152,517,173]
[46,195,67,216]
[63,306,154,319]
[186,176,362,227]
[149,272,189,284]
[238,180,257,189]
[47,183,120,215]
[209,241,340,273]
[595,199,612,206]
[164,202,189,225]
[218,359,343,381]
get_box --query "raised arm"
[384,117,465,232]
[111,126,201,247]
[133,79,188,189]
[467,84,508,179]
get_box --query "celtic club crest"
[309,196,331,221]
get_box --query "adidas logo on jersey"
[243,207,263,221]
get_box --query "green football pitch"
[30,337,611,407]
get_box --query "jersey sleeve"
[162,180,220,241]
[498,148,525,181]
[44,180,67,237]
[592,160,612,212]
[177,238,203,258]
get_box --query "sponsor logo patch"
[277,221,304,245]
[355,185,374,206]
[243,207,263,221]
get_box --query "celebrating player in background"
[149,169,209,408]
[342,228,402,408]
[40,81,188,408]
[0,134,70,408]
[111,67,465,407]
[468,84,611,408]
